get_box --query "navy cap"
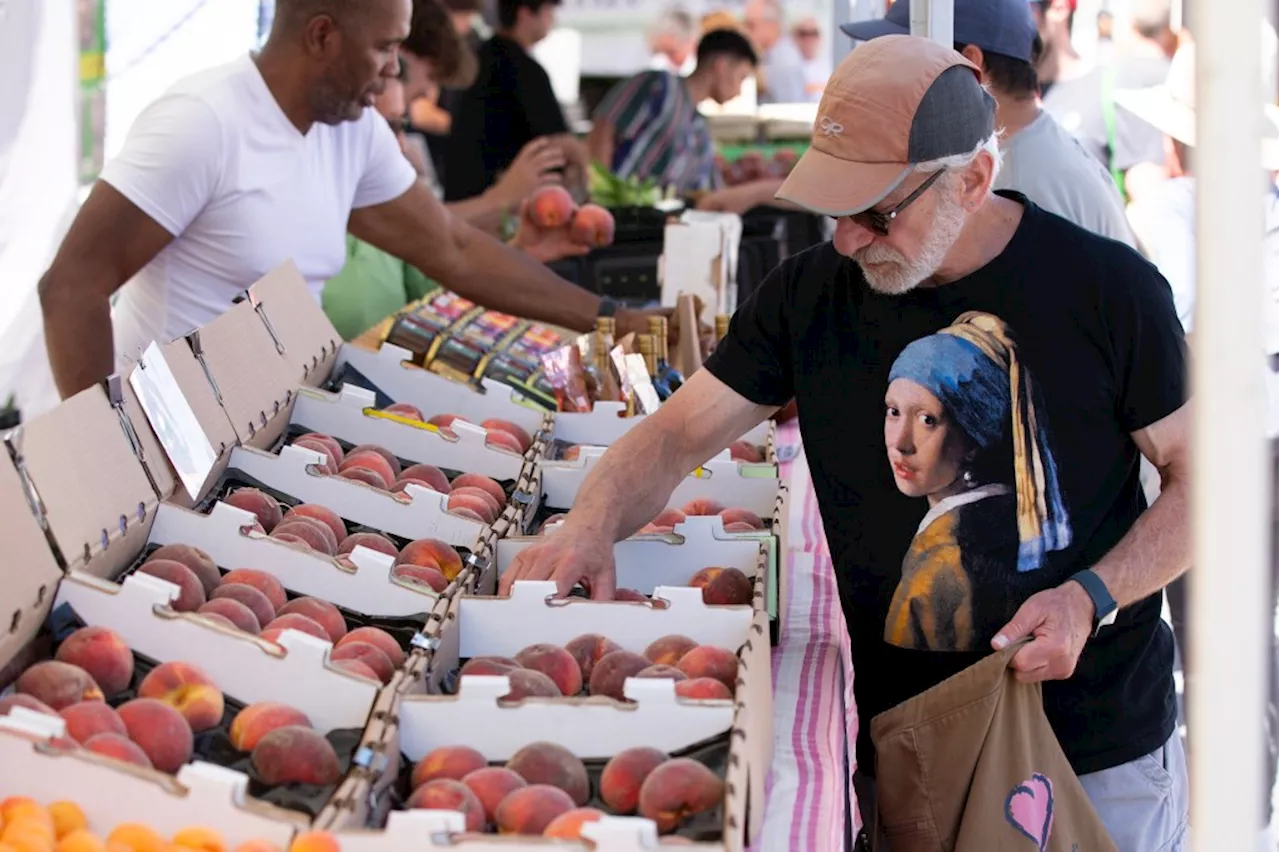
[841,0,1039,63]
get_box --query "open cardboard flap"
[548,403,773,450]
[247,261,342,389]
[0,448,65,675]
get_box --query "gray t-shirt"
[994,111,1135,246]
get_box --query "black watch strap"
[1069,568,1118,635]
[597,297,618,318]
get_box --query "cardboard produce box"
[543,402,773,452]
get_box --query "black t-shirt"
[444,34,568,202]
[703,191,1186,777]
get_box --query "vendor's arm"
[585,119,615,173]
[695,178,796,214]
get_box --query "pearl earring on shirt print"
[880,312,1074,652]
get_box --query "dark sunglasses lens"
[852,211,889,236]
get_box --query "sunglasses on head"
[847,169,945,236]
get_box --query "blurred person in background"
[407,0,484,183]
[648,6,698,76]
[743,0,807,103]
[844,0,1135,246]
[791,15,830,102]
[445,0,589,202]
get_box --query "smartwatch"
[597,297,618,318]
[1068,569,1118,636]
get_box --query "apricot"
[250,726,341,786]
[495,784,576,835]
[399,539,463,581]
[675,678,733,700]
[568,204,615,247]
[405,779,485,831]
[601,747,669,814]
[390,563,447,593]
[676,646,738,693]
[398,464,452,494]
[106,823,165,852]
[232,842,281,852]
[137,559,206,612]
[330,642,394,684]
[211,585,276,631]
[0,796,51,827]
[383,402,425,421]
[147,545,221,596]
[636,664,687,683]
[613,588,649,602]
[338,451,397,491]
[689,567,753,606]
[479,420,533,454]
[59,701,126,744]
[451,472,507,508]
[513,644,582,696]
[728,440,765,463]
[348,444,401,479]
[219,570,288,611]
[485,430,524,455]
[330,659,379,681]
[287,832,339,852]
[283,505,347,547]
[588,650,651,702]
[277,597,346,643]
[506,742,589,805]
[681,499,725,517]
[543,807,605,839]
[564,634,622,684]
[527,185,576,229]
[197,599,261,634]
[229,702,311,752]
[458,656,521,678]
[336,627,405,668]
[47,801,87,839]
[336,531,398,558]
[462,766,526,822]
[57,829,105,852]
[643,635,698,667]
[138,661,224,733]
[638,758,725,833]
[500,670,561,701]
[411,745,488,790]
[222,489,284,534]
[293,438,341,474]
[55,626,134,698]
[262,614,329,643]
[719,508,765,530]
[117,698,193,772]
[170,827,224,852]
[83,732,152,768]
[271,517,338,556]
[336,467,389,491]
[16,661,103,710]
[0,694,57,718]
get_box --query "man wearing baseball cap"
[842,0,1134,246]
[501,34,1191,850]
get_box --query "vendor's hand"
[992,582,1095,683]
[510,199,591,264]
[499,521,618,600]
[615,307,672,340]
[494,137,566,206]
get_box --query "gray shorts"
[1077,732,1190,852]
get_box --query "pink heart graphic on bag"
[1004,772,1055,851]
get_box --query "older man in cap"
[501,35,1192,850]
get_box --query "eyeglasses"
[848,169,945,236]
[386,116,410,134]
[795,29,821,38]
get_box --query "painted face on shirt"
[309,0,411,125]
[884,378,973,503]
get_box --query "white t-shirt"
[994,111,1136,247]
[102,54,417,369]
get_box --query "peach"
[283,505,347,547]
[480,420,533,453]
[278,597,347,643]
[271,516,338,556]
[613,588,649,602]
[233,842,283,852]
[60,829,108,852]
[106,823,166,852]
[147,545,221,595]
[338,451,397,490]
[16,661,103,710]
[636,664,687,682]
[337,627,405,668]
[229,702,312,752]
[495,785,576,835]
[330,658,379,681]
[139,661,225,733]
[459,656,521,678]
[528,185,576,228]
[561,445,582,462]
[719,508,765,530]
[383,402,425,421]
[198,598,261,634]
[262,613,329,643]
[348,444,401,479]
[724,522,759,533]
[336,531,398,558]
[399,539,463,580]
[55,626,134,698]
[643,635,698,667]
[0,694,57,718]
[728,440,765,463]
[288,832,338,852]
[330,642,394,684]
[568,204,615,247]
[293,438,339,474]
[537,514,567,534]
[485,430,525,455]
[397,463,452,493]
[337,466,390,491]
[406,779,485,831]
[297,434,345,466]
[49,800,88,838]
[450,507,486,522]
[462,766,527,823]
[83,732,153,768]
[211,584,276,630]
[59,701,126,744]
[588,650,651,702]
[514,644,582,696]
[390,563,448,593]
[223,489,284,534]
[118,698,193,773]
[449,485,501,519]
[412,745,488,790]
[196,612,238,631]
[501,670,561,701]
[638,758,725,833]
[506,742,589,805]
[646,509,687,533]
[675,678,733,700]
[543,807,605,839]
[426,413,470,432]
[447,490,497,524]
[600,747,669,814]
[681,499,724,517]
[690,567,753,606]
[270,532,310,551]
[250,726,341,786]
[451,472,507,506]
[137,559,206,612]
[219,569,288,610]
[564,634,622,684]
[676,646,738,693]
[171,827,225,852]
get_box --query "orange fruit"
[169,828,223,852]
[46,806,86,841]
[103,825,164,852]
[55,831,105,852]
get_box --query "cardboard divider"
[333,344,550,435]
[548,403,772,450]
[0,718,306,845]
[247,261,343,388]
[0,449,66,676]
[322,811,686,852]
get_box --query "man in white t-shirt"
[38,0,652,400]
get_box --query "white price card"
[129,342,218,501]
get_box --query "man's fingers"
[992,600,1044,650]
[588,569,617,601]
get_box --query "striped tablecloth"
[753,420,861,851]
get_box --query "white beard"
[855,192,968,295]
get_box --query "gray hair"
[913,130,1004,191]
[649,6,697,41]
